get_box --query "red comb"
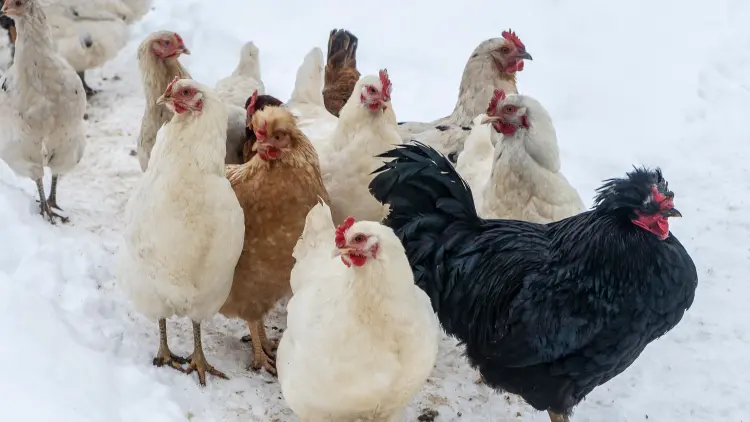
[246,90,258,117]
[379,69,392,101]
[255,120,268,140]
[173,32,184,47]
[163,75,180,96]
[487,88,506,115]
[502,29,525,50]
[335,216,356,248]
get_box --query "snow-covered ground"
[1,0,749,420]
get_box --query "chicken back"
[368,142,698,419]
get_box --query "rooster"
[459,88,584,221]
[220,105,330,374]
[397,30,532,162]
[117,77,244,386]
[322,28,360,117]
[369,143,698,422]
[277,202,439,422]
[318,69,400,224]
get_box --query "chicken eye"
[353,234,366,243]
[162,40,170,46]
[500,46,511,54]
[14,0,21,6]
[368,87,377,94]
[181,88,190,96]
[504,105,515,113]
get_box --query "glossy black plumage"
[368,142,698,415]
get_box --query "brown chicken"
[322,28,360,117]
[220,106,330,374]
[240,90,283,163]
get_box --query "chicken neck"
[443,63,517,128]
[152,318,188,372]
[185,320,228,386]
[12,9,56,84]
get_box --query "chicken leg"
[185,320,229,386]
[47,175,63,210]
[152,318,188,372]
[77,71,98,97]
[548,410,570,422]
[247,319,277,375]
[35,178,68,224]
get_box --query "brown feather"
[323,29,360,117]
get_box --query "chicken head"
[482,29,533,74]
[250,106,297,161]
[482,88,529,135]
[0,0,35,17]
[333,216,381,267]
[156,76,204,114]
[150,31,190,60]
[359,69,392,111]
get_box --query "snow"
[0,0,748,420]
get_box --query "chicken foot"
[184,320,229,386]
[152,318,189,372]
[77,71,98,97]
[548,410,571,422]
[47,175,63,210]
[247,319,277,375]
[35,178,68,224]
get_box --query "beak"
[180,47,191,55]
[518,50,533,60]
[155,94,169,106]
[664,208,682,218]
[480,115,501,125]
[331,247,354,258]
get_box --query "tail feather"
[326,28,358,69]
[289,47,325,107]
[368,142,481,233]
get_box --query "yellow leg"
[185,321,229,386]
[248,320,277,375]
[548,410,571,422]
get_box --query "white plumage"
[215,41,265,109]
[277,202,439,422]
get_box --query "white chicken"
[277,202,439,422]
[117,77,244,386]
[476,88,584,222]
[285,47,338,147]
[0,0,87,224]
[317,69,400,224]
[455,113,493,209]
[215,41,265,109]
[396,30,532,162]
[43,1,132,96]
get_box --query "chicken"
[318,69,400,224]
[396,30,532,162]
[238,90,282,164]
[322,28,360,117]
[460,89,584,221]
[117,77,244,386]
[0,14,15,63]
[215,41,265,109]
[136,31,248,169]
[277,202,439,422]
[43,1,133,96]
[0,0,87,224]
[368,142,698,422]
[285,47,338,147]
[454,113,492,203]
[219,105,330,374]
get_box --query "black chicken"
[368,142,698,422]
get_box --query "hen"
[238,90,282,164]
[397,30,532,161]
[318,69,400,224]
[0,0,87,224]
[285,47,339,146]
[459,89,584,221]
[369,142,698,422]
[215,41,265,109]
[220,105,329,374]
[322,28,360,117]
[117,78,244,386]
[277,202,439,422]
